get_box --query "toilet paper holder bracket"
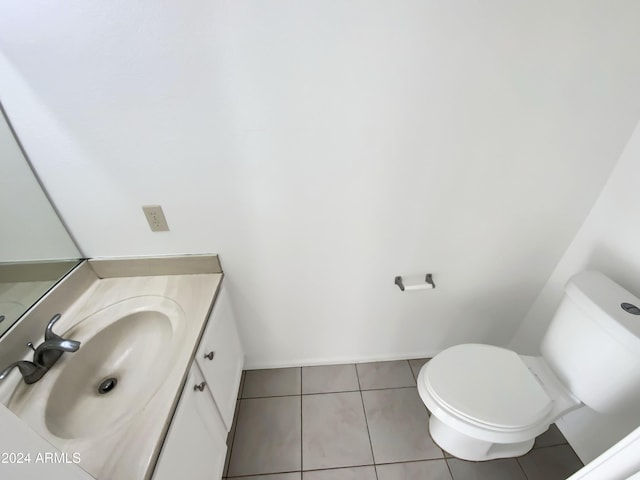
[395,274,436,291]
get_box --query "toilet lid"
[425,344,553,430]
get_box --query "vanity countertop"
[0,259,222,480]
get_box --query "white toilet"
[417,270,640,461]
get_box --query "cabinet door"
[153,365,227,480]
[196,283,244,430]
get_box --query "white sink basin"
[9,296,186,440]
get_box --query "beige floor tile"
[447,457,527,480]
[356,361,416,390]
[302,364,359,394]
[517,445,583,480]
[302,392,373,470]
[408,358,430,380]
[243,368,301,398]
[303,466,376,480]
[362,387,442,463]
[228,396,301,476]
[377,460,452,480]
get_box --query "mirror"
[0,101,82,336]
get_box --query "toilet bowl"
[417,344,580,460]
[417,271,640,461]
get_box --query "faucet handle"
[44,313,63,341]
[26,342,36,352]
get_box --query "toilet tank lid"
[425,344,552,430]
[565,271,640,354]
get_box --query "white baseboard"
[243,350,442,370]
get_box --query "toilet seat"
[423,344,553,432]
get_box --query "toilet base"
[429,415,535,461]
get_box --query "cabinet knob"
[194,381,206,392]
[204,351,215,360]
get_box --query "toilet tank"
[541,271,640,414]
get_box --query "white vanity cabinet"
[153,283,244,480]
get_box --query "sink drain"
[97,377,118,395]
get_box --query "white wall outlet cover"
[142,205,169,232]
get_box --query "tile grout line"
[374,457,451,465]
[533,442,571,451]
[443,457,456,480]
[407,359,443,467]
[225,370,245,478]
[516,456,531,480]
[410,359,433,419]
[227,464,385,478]
[225,402,239,477]
[240,385,421,400]
[235,362,582,479]
[226,468,300,478]
[407,360,446,461]
[227,458,464,479]
[355,364,379,480]
[408,359,418,382]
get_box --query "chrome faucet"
[0,314,80,385]
[33,314,81,369]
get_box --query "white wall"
[1,1,640,368]
[510,121,640,463]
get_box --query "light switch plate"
[142,205,169,232]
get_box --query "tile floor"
[223,359,584,480]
